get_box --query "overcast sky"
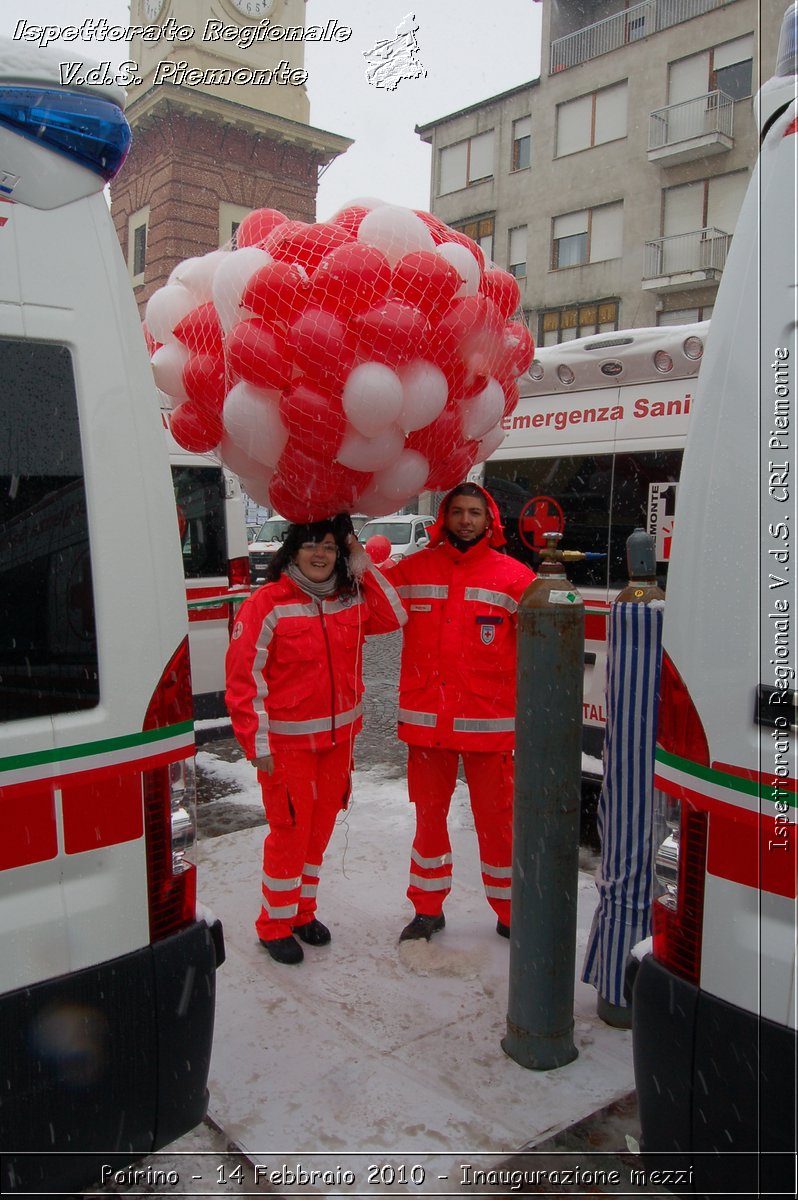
[0,1,543,218]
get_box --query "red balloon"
[503,320,535,376]
[365,534,392,565]
[235,208,288,248]
[501,375,520,419]
[308,242,392,317]
[391,251,461,320]
[424,441,480,491]
[331,206,370,238]
[350,300,429,368]
[286,307,356,383]
[226,319,291,391]
[182,352,227,413]
[261,219,309,256]
[172,301,224,356]
[480,269,522,320]
[240,260,311,327]
[432,295,506,385]
[270,446,370,522]
[406,402,464,463]
[278,377,348,455]
[170,401,223,453]
[414,210,452,246]
[267,221,353,273]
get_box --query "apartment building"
[417,0,783,344]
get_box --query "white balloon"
[212,246,273,332]
[239,471,274,508]
[476,424,507,462]
[336,424,405,472]
[436,242,481,297]
[357,204,434,267]
[220,434,269,481]
[169,249,229,303]
[398,360,449,433]
[144,284,196,344]
[373,450,429,501]
[459,378,505,441]
[223,380,288,468]
[151,342,190,402]
[329,196,387,217]
[342,362,404,437]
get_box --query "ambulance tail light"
[142,638,198,941]
[652,804,708,985]
[656,649,710,766]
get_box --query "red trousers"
[255,742,352,943]
[406,745,514,926]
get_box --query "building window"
[127,205,149,286]
[511,116,531,171]
[552,202,623,270]
[438,130,494,195]
[453,215,495,263]
[657,305,714,326]
[556,81,627,157]
[219,202,252,248]
[538,299,619,347]
[662,172,748,238]
[668,35,753,107]
[508,226,528,279]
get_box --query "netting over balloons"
[144,200,533,522]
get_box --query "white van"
[628,6,797,1192]
[163,417,249,730]
[479,321,708,770]
[0,40,223,1194]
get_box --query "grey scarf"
[286,561,339,599]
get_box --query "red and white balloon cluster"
[144,200,533,521]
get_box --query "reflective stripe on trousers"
[405,745,514,924]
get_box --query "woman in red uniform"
[226,515,405,965]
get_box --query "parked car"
[358,514,435,562]
[249,516,290,584]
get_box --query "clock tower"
[112,0,352,312]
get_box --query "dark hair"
[443,482,488,513]
[265,514,356,591]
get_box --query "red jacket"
[226,567,405,758]
[389,531,535,752]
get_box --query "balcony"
[648,91,735,164]
[550,0,733,73]
[642,227,731,291]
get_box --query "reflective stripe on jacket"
[225,566,405,758]
[388,537,534,751]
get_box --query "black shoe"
[294,918,331,946]
[260,935,303,965]
[399,913,445,942]
[496,920,510,939]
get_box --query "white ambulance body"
[0,40,223,1193]
[480,322,708,770]
[163,417,249,730]
[629,6,797,1192]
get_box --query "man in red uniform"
[389,483,534,941]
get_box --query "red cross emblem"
[518,496,565,551]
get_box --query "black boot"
[260,935,303,965]
[496,920,510,939]
[294,919,331,946]
[399,913,445,942]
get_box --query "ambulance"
[479,321,708,770]
[164,417,249,731]
[628,6,797,1192]
[0,39,223,1194]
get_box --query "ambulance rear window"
[171,466,227,580]
[486,449,683,590]
[0,339,99,721]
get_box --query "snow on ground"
[187,759,635,1195]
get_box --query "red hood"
[428,484,507,549]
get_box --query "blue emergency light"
[0,87,131,181]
